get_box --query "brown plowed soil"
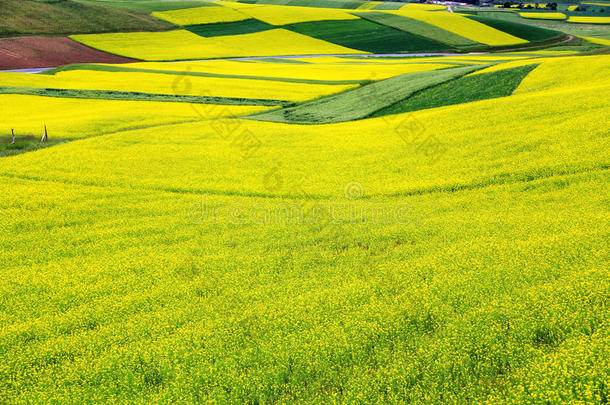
[0,36,138,70]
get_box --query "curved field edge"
[68,29,367,61]
[352,11,482,50]
[0,136,71,158]
[41,63,369,86]
[247,64,488,124]
[0,86,291,106]
[185,19,275,37]
[465,15,565,42]
[0,37,139,71]
[0,94,271,140]
[369,64,540,118]
[280,19,451,53]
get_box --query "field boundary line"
[386,164,610,198]
[1,164,607,202]
[43,64,368,86]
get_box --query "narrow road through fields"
[0,35,576,73]
[1,52,485,73]
[185,52,483,63]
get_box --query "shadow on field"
[0,135,70,157]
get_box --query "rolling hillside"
[69,1,568,60]
[0,0,174,37]
[1,53,609,402]
[0,0,609,403]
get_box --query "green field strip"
[353,11,481,49]
[316,56,474,65]
[286,0,363,9]
[459,10,610,42]
[356,2,378,10]
[283,19,451,53]
[248,64,484,124]
[370,64,539,118]
[466,16,564,42]
[42,64,367,85]
[0,86,289,106]
[371,2,404,10]
[0,0,175,37]
[236,0,363,8]
[185,19,274,37]
[73,0,218,12]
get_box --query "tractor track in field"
[1,160,606,202]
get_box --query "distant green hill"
[73,0,220,11]
[0,0,175,37]
[74,0,368,11]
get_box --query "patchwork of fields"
[461,5,610,41]
[67,1,573,60]
[1,0,609,403]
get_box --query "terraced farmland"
[1,0,609,403]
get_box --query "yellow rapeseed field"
[152,5,249,25]
[469,55,584,75]
[383,10,528,46]
[1,7,609,402]
[2,60,608,195]
[71,29,365,60]
[567,16,610,23]
[357,1,382,9]
[0,94,270,139]
[130,59,455,81]
[514,54,610,93]
[217,2,360,25]
[519,12,567,19]
[398,3,447,10]
[579,36,610,45]
[0,70,357,102]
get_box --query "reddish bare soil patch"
[0,36,138,70]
